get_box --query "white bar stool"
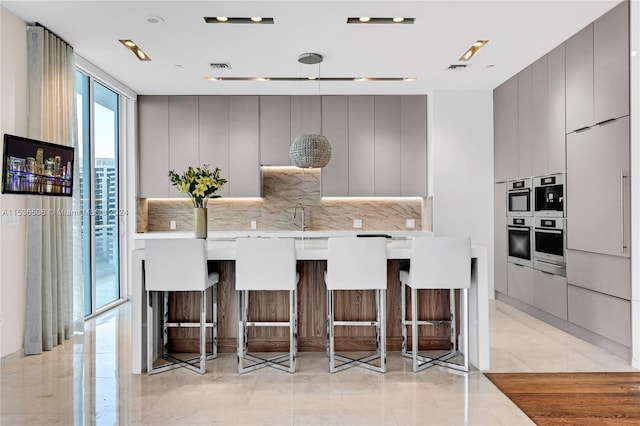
[235,237,299,374]
[325,237,387,373]
[145,239,219,375]
[399,236,471,373]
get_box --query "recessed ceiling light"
[348,17,415,24]
[204,17,274,24]
[146,16,164,24]
[458,40,489,61]
[118,39,151,61]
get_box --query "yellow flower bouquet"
[168,165,227,208]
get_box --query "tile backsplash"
[139,167,431,232]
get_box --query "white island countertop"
[130,230,489,373]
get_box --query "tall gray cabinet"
[494,1,631,358]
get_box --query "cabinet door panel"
[565,24,594,132]
[291,95,321,146]
[228,96,261,197]
[568,284,631,347]
[321,96,349,196]
[566,117,629,257]
[494,76,518,182]
[138,96,170,198]
[533,270,567,320]
[518,66,533,178]
[507,263,534,305]
[348,96,375,196]
[547,44,566,174]
[169,96,199,198]
[260,96,291,166]
[594,1,629,124]
[494,183,507,295]
[566,249,630,300]
[531,57,548,177]
[199,96,230,198]
[401,96,427,196]
[374,96,401,196]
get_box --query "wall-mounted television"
[2,133,74,196]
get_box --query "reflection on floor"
[1,300,637,425]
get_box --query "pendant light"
[289,53,332,168]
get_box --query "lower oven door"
[507,226,533,267]
[533,228,566,276]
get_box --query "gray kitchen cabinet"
[400,95,428,197]
[565,2,629,133]
[518,66,533,178]
[138,96,170,198]
[199,96,230,198]
[593,1,629,125]
[533,269,567,320]
[320,96,349,196]
[291,96,322,147]
[493,75,518,183]
[565,23,594,132]
[546,44,566,175]
[228,96,261,197]
[494,183,507,295]
[531,57,548,177]
[168,96,199,198]
[260,96,291,166]
[568,284,631,347]
[507,263,534,306]
[348,96,375,196]
[566,249,631,300]
[374,96,401,196]
[566,116,630,257]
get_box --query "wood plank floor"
[485,372,640,425]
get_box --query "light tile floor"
[1,300,637,425]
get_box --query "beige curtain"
[24,26,83,354]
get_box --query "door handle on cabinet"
[574,126,591,133]
[621,171,628,253]
[596,118,617,126]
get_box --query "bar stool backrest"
[235,238,297,291]
[409,236,471,289]
[145,239,210,292]
[326,237,387,290]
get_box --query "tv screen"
[2,133,74,196]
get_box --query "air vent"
[210,62,232,70]
[447,64,467,70]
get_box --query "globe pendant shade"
[289,134,331,168]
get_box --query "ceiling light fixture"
[119,39,151,61]
[204,16,274,24]
[458,40,489,61]
[146,16,165,24]
[203,76,416,82]
[347,17,415,24]
[289,53,331,169]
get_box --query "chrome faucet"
[293,204,307,231]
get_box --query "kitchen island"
[130,231,489,373]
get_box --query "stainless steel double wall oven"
[507,174,566,276]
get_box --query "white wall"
[0,7,29,358]
[430,90,495,295]
[629,0,640,370]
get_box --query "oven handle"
[534,228,562,234]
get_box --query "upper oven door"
[534,174,564,217]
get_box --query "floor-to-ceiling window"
[76,70,122,316]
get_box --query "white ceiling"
[2,0,622,96]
